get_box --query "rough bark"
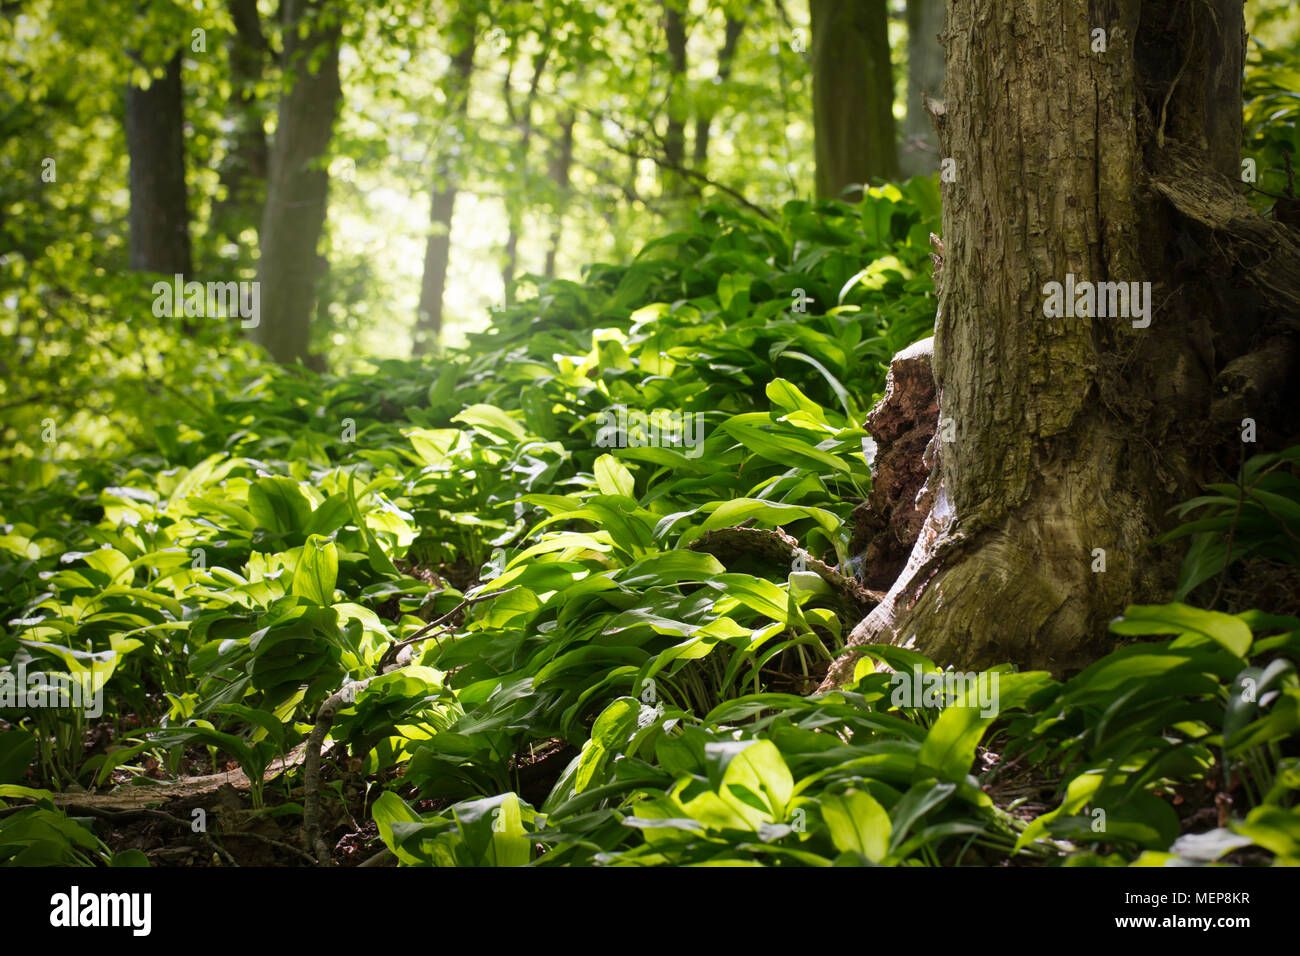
[1152,144,1300,325]
[413,16,476,355]
[822,0,1286,686]
[126,51,192,277]
[850,336,940,591]
[902,0,944,177]
[253,0,342,365]
[811,0,899,200]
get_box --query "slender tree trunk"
[500,45,550,297]
[811,0,899,200]
[501,231,518,296]
[901,0,943,177]
[661,0,688,200]
[822,0,1288,684]
[212,0,269,245]
[544,111,575,281]
[126,51,192,277]
[413,17,476,355]
[692,15,743,175]
[253,0,341,365]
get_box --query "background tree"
[253,0,342,365]
[544,110,575,280]
[210,0,270,252]
[692,10,744,176]
[901,0,943,177]
[413,6,477,354]
[810,0,899,200]
[660,0,689,202]
[125,50,192,277]
[499,16,553,296]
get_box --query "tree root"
[686,526,883,630]
[1152,144,1300,323]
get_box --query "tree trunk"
[901,0,943,177]
[693,15,743,175]
[212,0,269,247]
[413,15,476,355]
[544,111,575,281]
[822,0,1282,684]
[811,0,899,201]
[500,44,550,298]
[126,51,192,277]
[253,0,342,365]
[661,0,688,200]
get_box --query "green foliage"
[0,787,146,867]
[370,602,1300,867]
[4,182,1299,868]
[1,190,942,861]
[1243,37,1300,215]
[1004,603,1299,865]
[1159,444,1300,600]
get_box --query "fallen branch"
[48,740,321,811]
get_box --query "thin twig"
[60,804,238,866]
[303,679,372,865]
[1157,12,1195,149]
[605,140,775,220]
[384,586,517,660]
[220,829,319,865]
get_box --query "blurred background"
[2,0,1298,456]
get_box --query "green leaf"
[110,849,151,867]
[0,731,36,785]
[453,404,528,443]
[292,534,339,605]
[593,454,636,498]
[248,475,313,534]
[1110,603,1253,657]
[820,789,890,862]
[372,791,425,865]
[719,417,850,474]
[917,698,997,783]
[699,497,839,537]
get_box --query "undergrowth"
[2,183,1297,867]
